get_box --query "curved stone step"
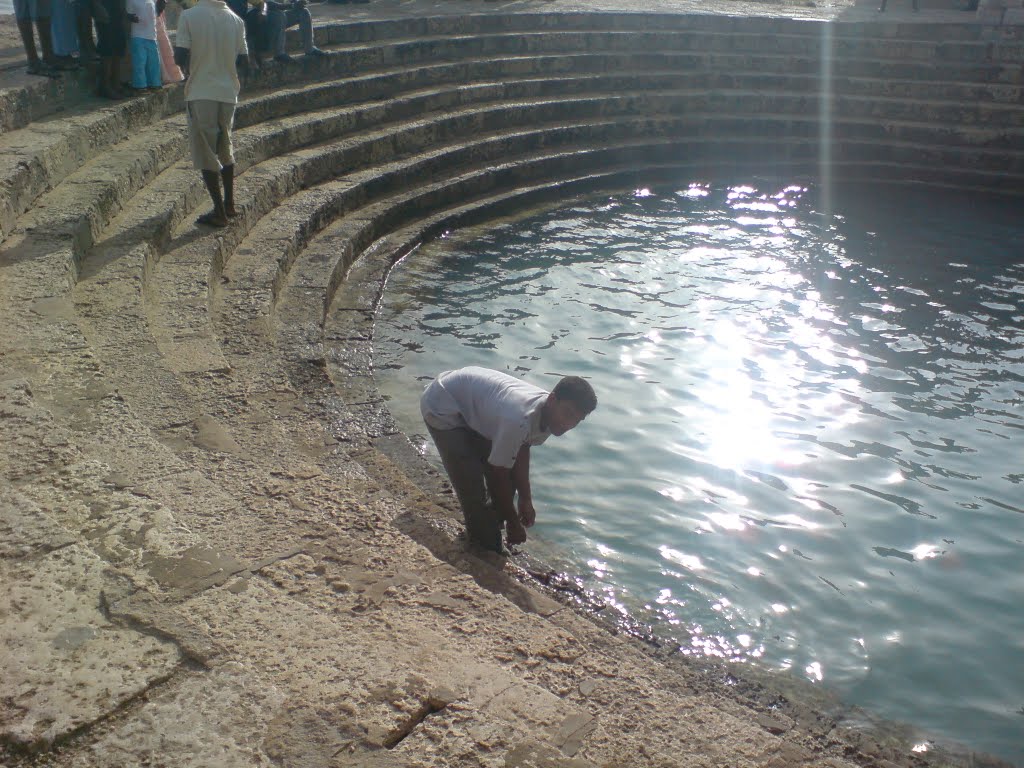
[11,71,1022,367]
[155,118,695,383]
[308,14,993,60]
[2,16,1020,255]
[308,26,1017,86]
[0,93,182,245]
[80,84,1024,422]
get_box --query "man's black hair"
[553,376,597,414]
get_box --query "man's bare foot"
[225,205,238,218]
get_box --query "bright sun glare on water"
[369,181,1024,765]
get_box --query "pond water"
[370,181,1024,764]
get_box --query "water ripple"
[371,182,1024,765]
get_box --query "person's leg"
[129,36,147,88]
[243,11,264,67]
[100,55,121,96]
[76,0,96,60]
[201,169,227,222]
[50,0,77,59]
[215,102,237,215]
[144,38,161,88]
[294,6,315,54]
[188,101,229,225]
[16,17,42,69]
[427,425,504,552]
[34,0,58,67]
[221,164,235,216]
[267,7,288,59]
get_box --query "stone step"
[312,10,991,45]
[32,79,1024,409]
[163,120,693,387]
[2,25,1021,252]
[0,9,993,135]
[0,92,181,244]
[179,96,1021,400]
[303,27,1013,80]
[4,9,1018,766]
[311,11,991,48]
[288,167,687,411]
[6,71,1020,362]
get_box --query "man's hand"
[506,518,528,546]
[518,496,536,528]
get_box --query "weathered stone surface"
[65,663,285,768]
[505,740,597,768]
[0,545,181,747]
[0,485,75,558]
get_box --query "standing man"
[174,0,248,228]
[421,366,597,554]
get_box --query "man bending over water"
[421,366,597,553]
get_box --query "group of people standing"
[16,0,325,96]
[15,0,183,96]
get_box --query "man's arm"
[511,444,536,527]
[173,46,189,75]
[486,464,528,545]
[235,15,249,78]
[174,13,190,74]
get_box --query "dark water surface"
[370,182,1024,764]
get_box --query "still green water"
[370,182,1024,764]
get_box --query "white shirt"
[127,0,157,40]
[175,0,247,103]
[421,366,550,469]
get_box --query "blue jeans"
[267,6,314,56]
[130,36,160,88]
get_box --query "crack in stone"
[382,697,448,750]
[0,666,182,758]
[97,589,208,670]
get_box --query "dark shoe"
[304,47,326,57]
[52,56,80,71]
[27,61,61,78]
[274,53,294,63]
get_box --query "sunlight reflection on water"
[369,181,1024,765]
